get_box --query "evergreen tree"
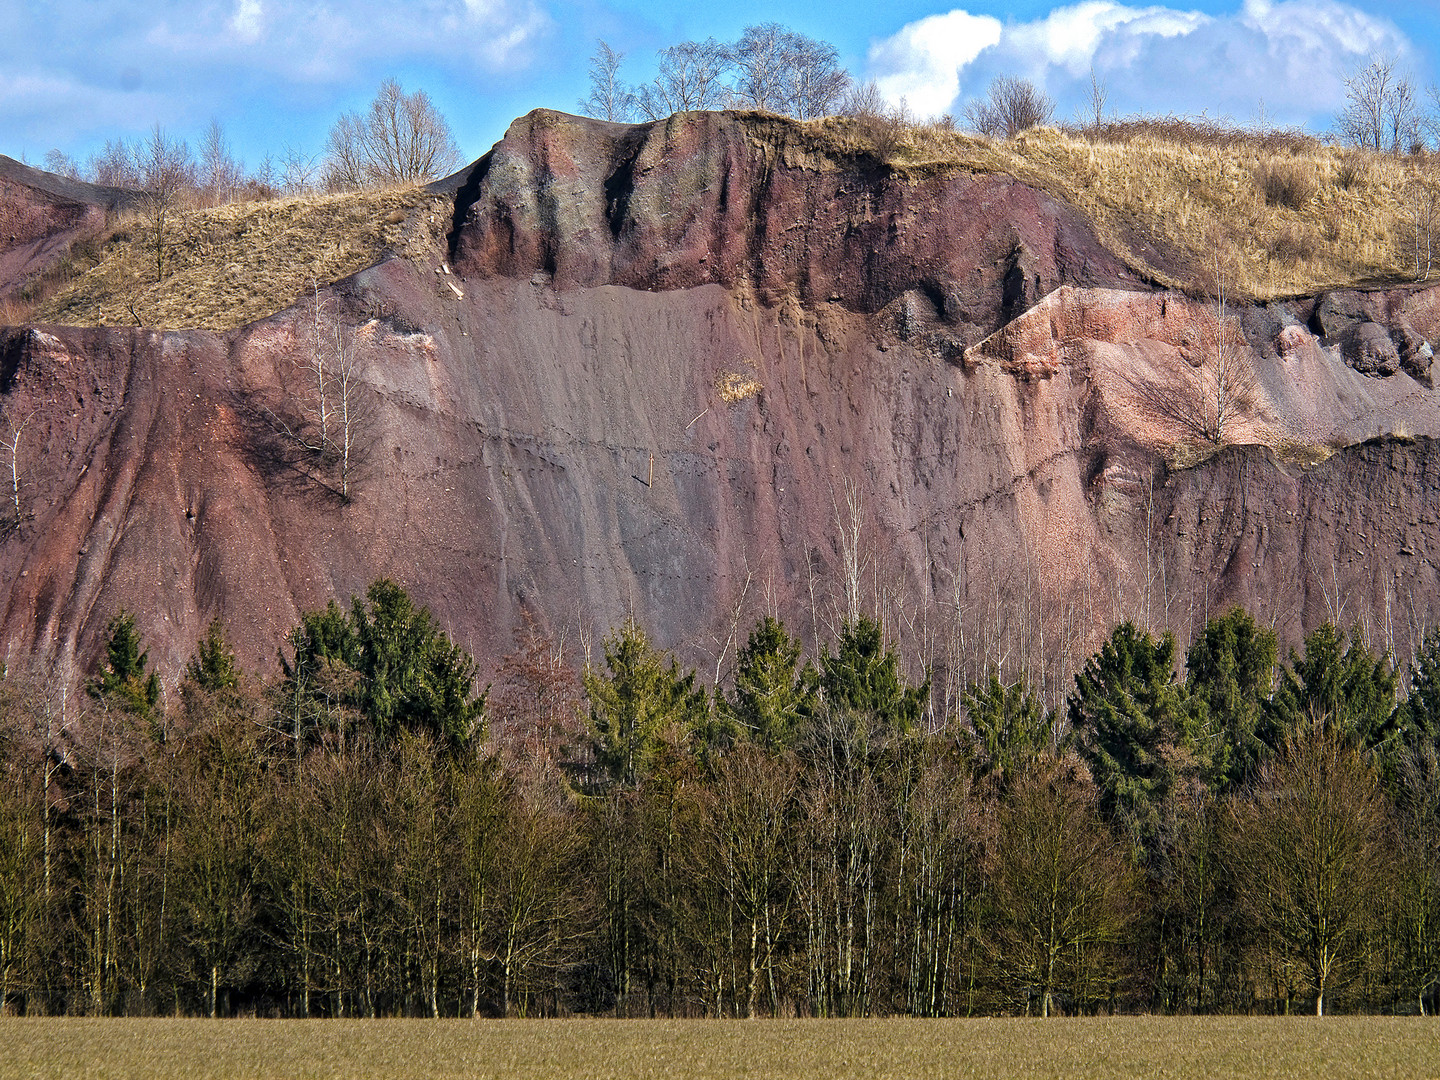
[1185,607,1277,791]
[724,616,818,750]
[186,618,240,696]
[583,618,709,789]
[1398,627,1440,753]
[1266,623,1397,752]
[961,674,1053,784]
[1067,622,1205,848]
[819,617,928,733]
[281,580,485,748]
[89,610,161,721]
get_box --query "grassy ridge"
[15,116,1440,332]
[24,187,451,331]
[2,1017,1437,1080]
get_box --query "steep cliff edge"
[2,111,1439,696]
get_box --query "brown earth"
[2,111,1440,701]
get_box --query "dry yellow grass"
[1,1016,1437,1080]
[30,187,451,331]
[799,117,1437,301]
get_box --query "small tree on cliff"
[581,41,636,122]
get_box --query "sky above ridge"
[5,1,1440,175]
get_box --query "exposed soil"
[3,113,1440,689]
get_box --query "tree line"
[1,580,1439,1019]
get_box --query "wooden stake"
[647,452,654,488]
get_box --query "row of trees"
[1,581,1438,1018]
[42,79,459,209]
[581,24,853,124]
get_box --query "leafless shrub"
[1266,228,1315,265]
[1334,154,1369,190]
[1256,159,1318,209]
[964,76,1054,140]
[1126,273,1259,446]
[0,295,32,326]
[838,85,911,159]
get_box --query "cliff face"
[3,111,1440,693]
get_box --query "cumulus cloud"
[867,0,1412,126]
[870,10,1003,115]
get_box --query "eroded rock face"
[450,110,1139,344]
[4,113,1440,690]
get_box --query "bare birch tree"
[581,41,635,122]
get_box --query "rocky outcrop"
[449,110,1139,344]
[3,112,1440,690]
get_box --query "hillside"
[1,109,1440,695]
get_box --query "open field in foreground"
[0,1017,1437,1080]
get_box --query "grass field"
[0,1017,1436,1079]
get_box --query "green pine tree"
[1185,607,1277,791]
[583,618,709,788]
[1067,622,1205,849]
[725,616,818,750]
[89,609,161,721]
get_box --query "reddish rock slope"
[3,111,1440,699]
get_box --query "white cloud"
[866,1,1411,124]
[229,0,264,44]
[1006,2,1207,76]
[869,10,1003,116]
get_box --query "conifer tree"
[90,610,161,721]
[725,616,817,750]
[1067,622,1204,848]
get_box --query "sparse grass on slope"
[30,187,451,331]
[804,116,1436,300]
[2,1017,1438,1080]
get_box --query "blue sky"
[5,1,1440,174]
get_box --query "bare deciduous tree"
[964,76,1054,140]
[42,149,81,180]
[730,23,848,120]
[1339,55,1418,154]
[4,411,33,531]
[198,120,244,206]
[637,39,732,120]
[580,40,635,123]
[1084,67,1108,135]
[1402,171,1440,280]
[1226,729,1390,1016]
[324,79,461,189]
[87,139,139,188]
[135,125,196,282]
